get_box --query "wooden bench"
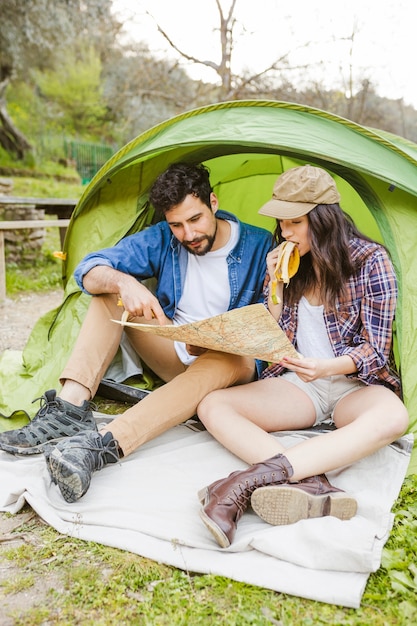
[0,219,71,302]
[0,195,77,247]
[0,195,77,214]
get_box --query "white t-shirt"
[173,220,239,365]
[296,296,334,360]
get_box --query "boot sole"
[46,449,88,503]
[251,485,357,525]
[198,487,231,549]
[199,507,231,549]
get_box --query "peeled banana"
[270,241,300,305]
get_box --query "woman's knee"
[371,401,409,443]
[390,402,410,439]
[197,390,227,426]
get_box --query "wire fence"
[63,139,114,183]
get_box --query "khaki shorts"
[280,371,366,426]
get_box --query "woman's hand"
[266,246,281,280]
[266,246,285,318]
[280,354,357,382]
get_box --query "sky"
[111,0,417,108]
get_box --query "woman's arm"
[339,248,397,380]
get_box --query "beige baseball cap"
[258,165,341,219]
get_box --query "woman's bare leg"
[197,382,409,479]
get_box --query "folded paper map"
[112,303,298,363]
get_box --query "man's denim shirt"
[75,210,274,318]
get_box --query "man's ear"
[210,192,219,212]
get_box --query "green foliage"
[0,1,119,162]
[5,219,66,295]
[379,476,417,621]
[34,47,108,139]
[6,83,41,149]
[10,176,82,198]
[5,257,63,294]
[1,0,117,78]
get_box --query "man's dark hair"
[149,162,213,214]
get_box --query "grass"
[1,474,416,625]
[10,175,83,199]
[5,227,64,295]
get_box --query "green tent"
[1,100,416,471]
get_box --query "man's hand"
[83,266,169,325]
[118,281,168,325]
[186,344,208,357]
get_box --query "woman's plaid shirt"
[261,238,401,395]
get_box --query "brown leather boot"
[198,453,294,548]
[251,473,357,526]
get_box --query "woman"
[196,165,409,548]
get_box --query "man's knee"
[195,351,255,385]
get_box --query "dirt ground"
[0,289,64,352]
[0,290,65,624]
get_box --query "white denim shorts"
[280,371,366,426]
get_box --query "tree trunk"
[0,78,33,160]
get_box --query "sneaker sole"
[251,485,357,525]
[0,437,65,456]
[46,449,88,503]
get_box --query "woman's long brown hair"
[273,204,378,310]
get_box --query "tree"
[134,0,417,139]
[101,41,204,145]
[143,0,310,102]
[0,0,119,160]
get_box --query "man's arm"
[83,266,168,324]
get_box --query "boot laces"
[227,471,288,517]
[228,479,258,517]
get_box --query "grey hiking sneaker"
[0,390,97,455]
[44,430,120,503]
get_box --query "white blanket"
[0,424,412,608]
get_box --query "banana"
[270,241,300,304]
[117,297,129,322]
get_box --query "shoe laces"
[32,392,96,418]
[32,393,60,419]
[69,436,120,472]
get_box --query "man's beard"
[182,232,216,256]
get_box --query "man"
[0,162,273,503]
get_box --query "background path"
[0,290,63,352]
